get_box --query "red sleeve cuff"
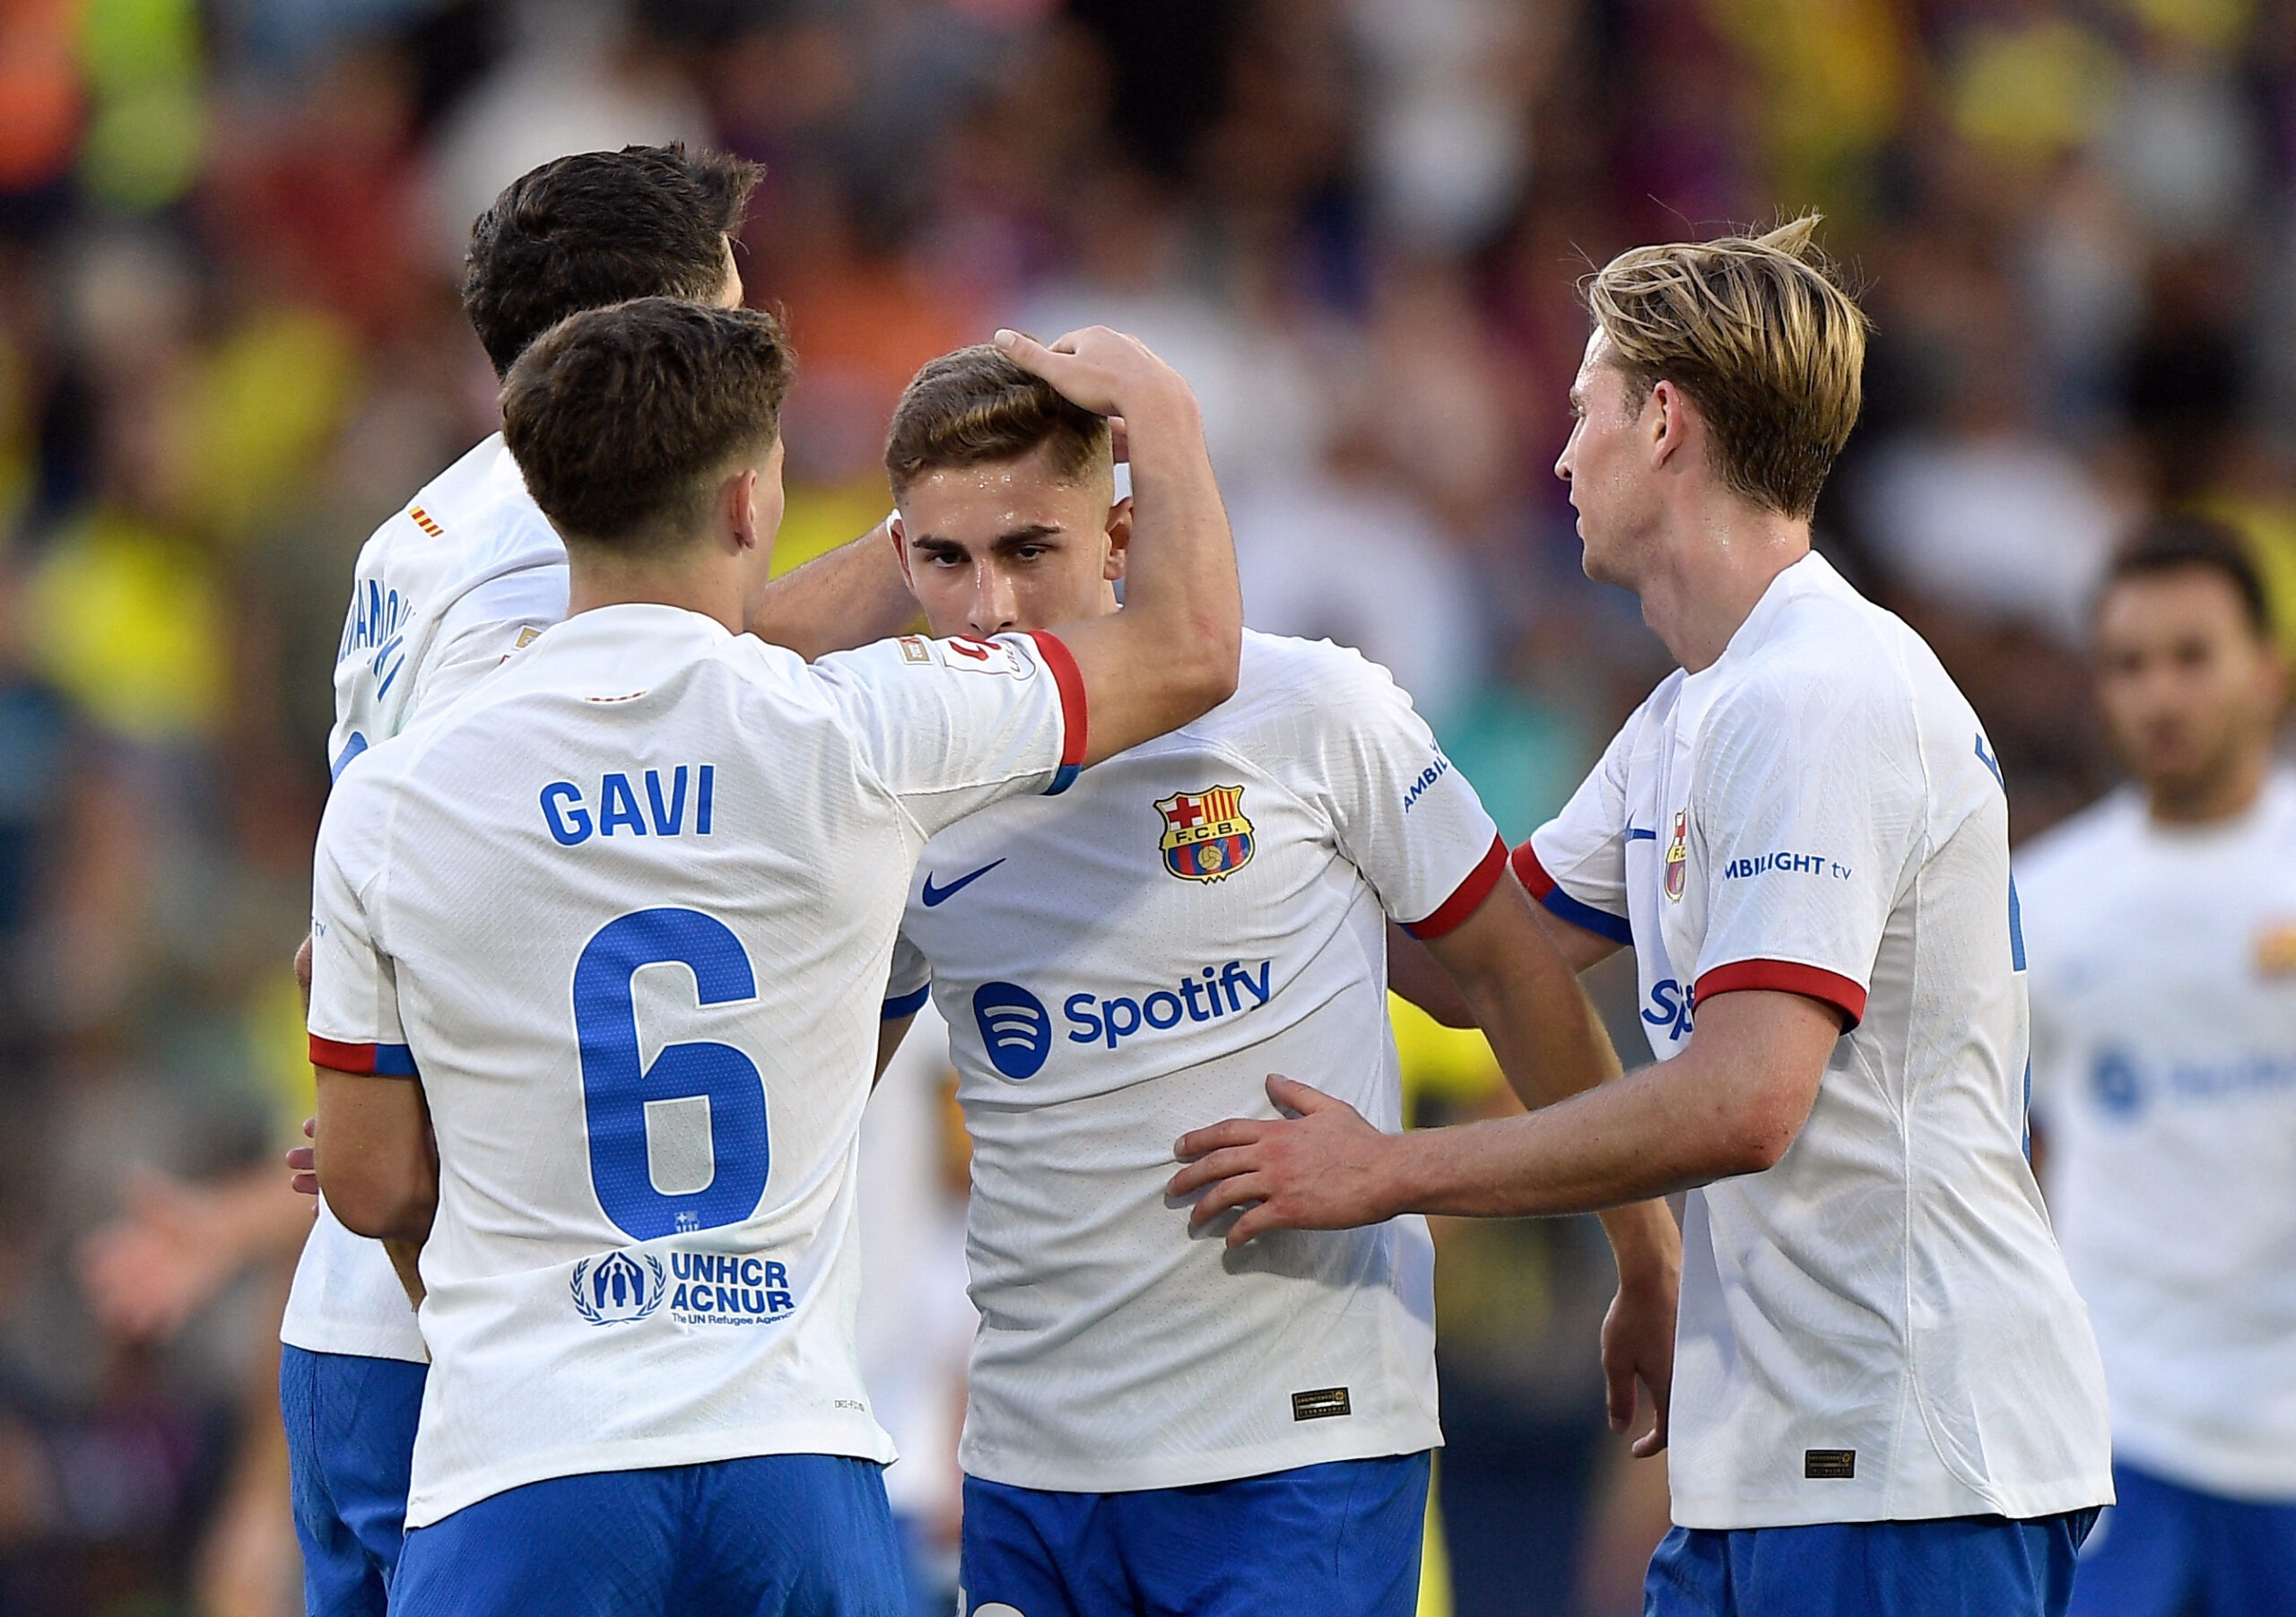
[1031,630,1087,794]
[1510,838,1554,898]
[310,1036,419,1075]
[1405,832,1509,940]
[1693,960,1867,1029]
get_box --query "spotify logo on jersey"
[971,982,1052,1080]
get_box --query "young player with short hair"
[309,301,1243,1615]
[872,346,1680,1617]
[287,143,917,1617]
[1170,219,2116,1617]
[2019,517,2296,1617]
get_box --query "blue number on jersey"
[572,908,769,1239]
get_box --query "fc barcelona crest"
[1664,809,1690,902]
[1156,786,1256,882]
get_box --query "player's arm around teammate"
[992,325,1243,762]
[317,313,1242,1262]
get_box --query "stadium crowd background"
[0,0,2279,1610]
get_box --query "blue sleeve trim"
[1539,886,1634,947]
[372,1042,419,1076]
[882,984,931,1020]
[329,732,370,784]
[1045,762,1080,796]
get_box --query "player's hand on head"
[994,327,1195,423]
[1167,1075,1400,1248]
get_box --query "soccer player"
[2018,517,2296,1617]
[872,346,1680,1617]
[309,300,1242,1614]
[1170,219,2117,1617]
[286,143,916,1617]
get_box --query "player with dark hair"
[2020,515,2296,1617]
[1172,219,2115,1617]
[308,302,1241,1615]
[282,144,915,1617]
[873,344,1679,1617]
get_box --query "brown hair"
[884,345,1111,500]
[2102,513,2274,641]
[500,298,795,552]
[464,143,762,378]
[1587,215,1870,520]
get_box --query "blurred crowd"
[0,0,2288,1611]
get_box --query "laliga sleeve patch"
[938,636,1033,677]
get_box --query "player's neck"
[1639,501,1811,674]
[2145,744,2272,828]
[567,552,752,637]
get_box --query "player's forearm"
[1121,390,1239,684]
[314,1071,440,1243]
[1055,388,1240,760]
[1378,1048,1775,1219]
[1444,929,1682,1269]
[747,522,918,659]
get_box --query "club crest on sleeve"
[1156,787,1255,882]
[1665,809,1690,902]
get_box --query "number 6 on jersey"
[572,908,769,1239]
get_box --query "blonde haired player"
[1173,219,2115,1617]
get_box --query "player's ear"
[888,510,919,594]
[1103,497,1134,583]
[726,466,760,553]
[1648,379,1688,470]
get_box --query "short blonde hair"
[1587,216,1869,521]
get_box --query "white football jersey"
[2020,774,2296,1500]
[886,632,1505,1493]
[285,433,569,1364]
[307,605,1083,1526]
[1524,552,2112,1530]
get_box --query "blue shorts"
[960,1451,1430,1617]
[2069,1459,2296,1617]
[278,1343,426,1617]
[391,1453,905,1617]
[1645,1509,2099,1617]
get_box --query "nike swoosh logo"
[921,859,1006,907]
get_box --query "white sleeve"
[883,931,931,1020]
[1518,701,1644,948]
[404,561,569,722]
[307,793,414,1076]
[1685,674,1923,1028]
[1303,651,1505,937]
[810,630,1085,839]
